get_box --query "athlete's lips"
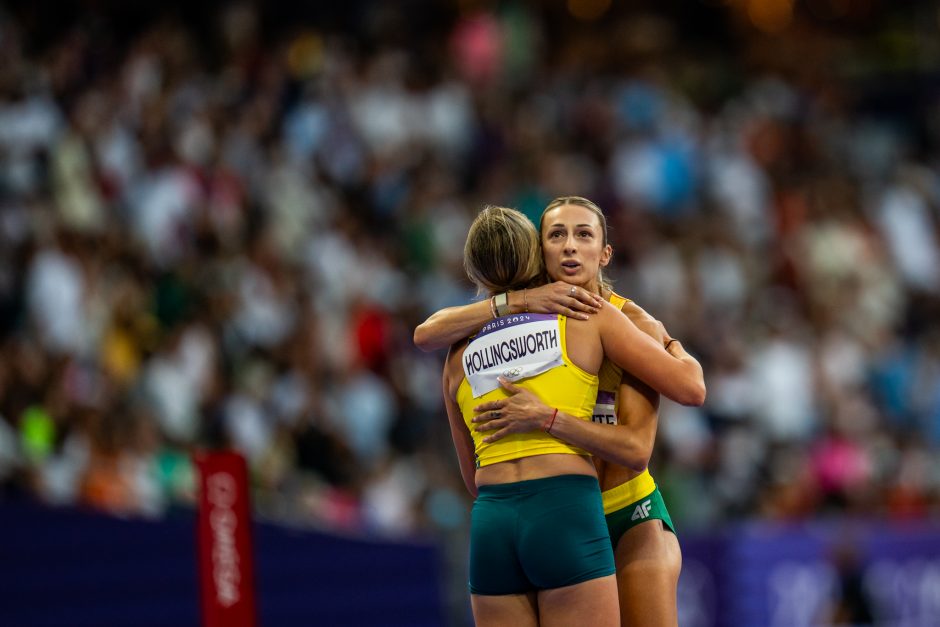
[560,260,581,275]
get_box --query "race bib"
[463,314,564,398]
[592,390,617,425]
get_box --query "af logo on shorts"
[631,499,652,521]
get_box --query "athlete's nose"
[564,234,577,253]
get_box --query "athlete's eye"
[549,230,565,239]
[578,230,593,238]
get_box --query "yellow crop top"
[455,313,598,467]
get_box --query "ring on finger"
[569,286,577,296]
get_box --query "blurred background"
[0,0,939,625]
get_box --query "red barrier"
[195,451,257,627]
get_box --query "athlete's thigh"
[471,591,538,627]
[469,488,529,595]
[614,520,682,627]
[537,573,619,627]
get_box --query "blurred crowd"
[1,0,939,538]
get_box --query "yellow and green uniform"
[602,469,674,543]
[457,312,597,467]
[457,312,614,595]
[596,292,676,547]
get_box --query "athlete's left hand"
[472,377,555,443]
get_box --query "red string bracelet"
[543,408,558,433]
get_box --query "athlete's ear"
[599,244,612,268]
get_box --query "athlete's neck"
[581,279,602,297]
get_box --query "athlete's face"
[541,204,611,293]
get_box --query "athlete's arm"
[413,281,604,352]
[415,300,493,353]
[611,307,662,472]
[623,301,705,385]
[443,347,478,497]
[597,301,706,406]
[663,336,701,370]
[618,301,705,412]
[472,378,653,471]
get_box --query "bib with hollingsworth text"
[463,314,564,398]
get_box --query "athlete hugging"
[416,198,705,627]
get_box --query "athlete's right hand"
[524,281,604,320]
[472,377,553,443]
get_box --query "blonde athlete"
[440,205,704,627]
[417,196,702,627]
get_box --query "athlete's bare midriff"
[596,461,641,493]
[476,453,598,487]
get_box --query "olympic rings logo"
[502,367,522,378]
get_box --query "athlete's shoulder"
[611,294,654,320]
[445,338,469,377]
[606,290,632,312]
[608,295,660,339]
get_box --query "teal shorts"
[605,485,676,550]
[469,474,615,595]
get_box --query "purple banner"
[678,521,940,627]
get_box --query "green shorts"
[469,474,615,595]
[604,485,676,550]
